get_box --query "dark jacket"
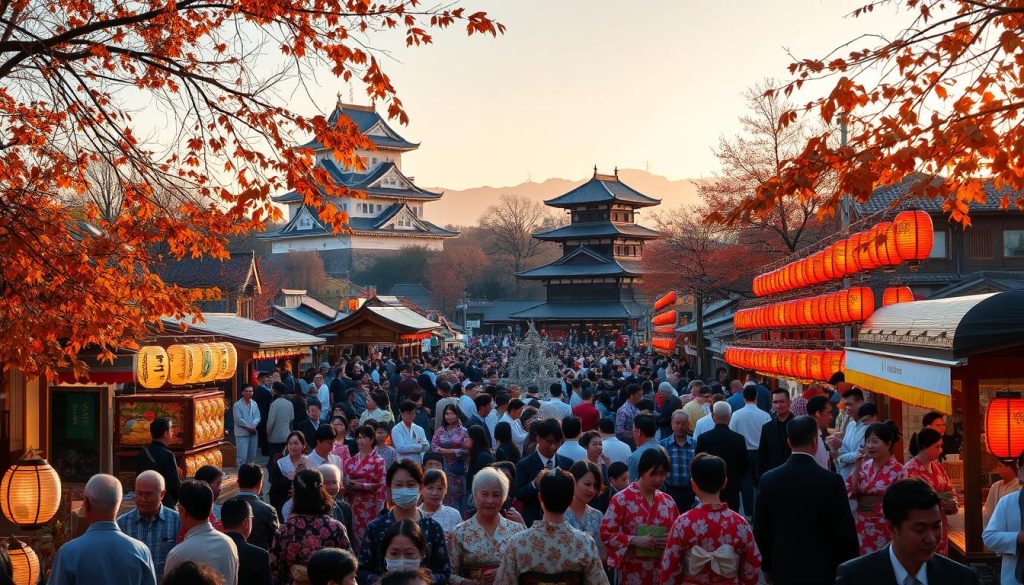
[836,546,979,585]
[757,414,793,480]
[225,531,273,585]
[294,417,321,452]
[332,497,355,543]
[134,441,180,508]
[234,491,280,551]
[754,453,859,584]
[695,423,748,511]
[514,451,574,527]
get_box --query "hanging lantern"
[833,240,849,277]
[211,342,231,380]
[874,222,900,266]
[847,286,876,321]
[845,233,863,275]
[197,343,218,383]
[224,343,238,379]
[836,290,851,323]
[166,344,197,386]
[824,351,845,379]
[800,298,814,326]
[8,539,38,585]
[893,210,934,262]
[985,392,1024,460]
[136,346,168,390]
[808,352,824,381]
[882,286,914,306]
[0,450,61,529]
[822,244,837,280]
[865,225,883,269]
[795,352,809,379]
[654,291,677,310]
[808,295,823,325]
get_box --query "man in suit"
[467,394,493,447]
[754,415,858,585]
[253,372,273,456]
[134,417,181,509]
[295,402,322,452]
[514,418,573,526]
[695,401,747,512]
[221,497,272,585]
[757,388,794,478]
[837,479,978,584]
[234,464,279,550]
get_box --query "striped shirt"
[117,506,181,575]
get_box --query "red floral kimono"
[846,456,903,555]
[343,449,386,551]
[659,503,761,585]
[600,482,679,585]
[903,457,958,556]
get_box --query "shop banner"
[845,348,953,413]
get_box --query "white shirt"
[729,403,771,450]
[814,434,831,470]
[556,441,588,462]
[691,412,716,443]
[601,435,632,465]
[485,410,499,437]
[459,395,477,419]
[888,543,929,585]
[308,449,342,468]
[316,383,331,420]
[983,488,1023,585]
[164,523,238,585]
[539,398,572,421]
[498,413,528,449]
[232,398,261,436]
[391,422,429,464]
[836,419,867,480]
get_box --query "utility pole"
[840,113,853,348]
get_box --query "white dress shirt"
[982,488,1023,585]
[888,543,929,585]
[308,449,342,468]
[539,399,572,421]
[391,422,429,464]
[814,434,831,470]
[601,435,632,466]
[729,402,771,450]
[498,413,528,449]
[691,412,716,443]
[556,441,588,463]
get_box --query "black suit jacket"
[134,441,180,508]
[754,453,859,584]
[226,531,273,585]
[514,451,573,526]
[757,414,792,480]
[695,424,748,509]
[836,546,979,585]
[235,492,280,551]
[295,417,321,452]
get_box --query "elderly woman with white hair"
[318,463,355,541]
[447,467,526,585]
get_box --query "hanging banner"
[844,347,953,413]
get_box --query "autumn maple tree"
[0,0,502,375]
[725,0,1024,229]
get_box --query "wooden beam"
[960,374,983,554]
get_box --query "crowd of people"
[35,336,1022,585]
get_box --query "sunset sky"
[290,0,905,190]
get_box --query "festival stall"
[315,296,441,359]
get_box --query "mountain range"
[423,169,704,227]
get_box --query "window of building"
[930,230,947,259]
[297,216,313,230]
[1004,229,1024,257]
[969,228,993,259]
[376,204,382,212]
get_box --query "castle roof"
[259,201,459,241]
[544,170,660,209]
[301,102,419,152]
[533,220,661,241]
[516,246,645,280]
[272,159,442,204]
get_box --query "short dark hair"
[785,416,819,448]
[637,446,671,477]
[633,414,657,439]
[422,452,444,468]
[307,548,358,585]
[379,569,432,585]
[537,468,575,514]
[287,430,308,449]
[292,469,332,515]
[608,461,628,480]
[581,386,594,400]
[690,453,727,494]
[162,561,223,585]
[561,416,582,439]
[549,383,563,397]
[474,395,491,411]
[864,421,901,447]
[742,385,757,402]
[806,395,830,417]
[399,400,417,414]
[598,417,615,434]
[381,519,426,557]
[842,386,865,401]
[626,383,642,398]
[237,463,263,490]
[356,425,376,442]
[508,398,524,411]
[858,402,878,419]
[315,424,337,443]
[422,468,446,488]
[921,412,944,427]
[150,417,172,439]
[771,388,789,399]
[220,496,252,530]
[578,430,600,450]
[386,459,424,487]
[194,465,223,485]
[177,479,214,521]
[883,479,941,526]
[495,393,510,408]
[533,418,563,443]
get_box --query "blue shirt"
[659,435,695,488]
[49,521,157,585]
[117,506,181,575]
[628,438,661,482]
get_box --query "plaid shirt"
[116,505,181,575]
[659,434,696,488]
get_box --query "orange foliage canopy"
[725,0,1024,229]
[0,0,502,375]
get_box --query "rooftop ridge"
[336,101,376,112]
[594,173,618,181]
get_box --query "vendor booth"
[845,290,1024,561]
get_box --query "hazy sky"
[277,1,905,189]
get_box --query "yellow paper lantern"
[224,343,238,380]
[186,345,205,384]
[197,343,218,383]
[210,342,230,380]
[8,539,39,585]
[166,344,197,386]
[0,451,61,529]
[136,346,168,389]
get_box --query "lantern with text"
[874,222,900,267]
[0,451,61,529]
[808,352,824,381]
[893,210,934,262]
[833,240,849,277]
[882,286,914,306]
[855,230,879,271]
[166,344,198,385]
[7,538,38,585]
[136,345,169,389]
[846,287,875,321]
[844,233,863,274]
[985,392,1024,460]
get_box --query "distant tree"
[352,247,432,292]
[264,252,328,297]
[428,242,489,315]
[479,195,563,285]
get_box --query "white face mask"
[386,558,422,571]
[391,487,420,509]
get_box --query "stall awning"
[162,313,325,350]
[845,347,962,413]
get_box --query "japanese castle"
[510,168,661,336]
[261,100,458,272]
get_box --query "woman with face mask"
[357,460,452,585]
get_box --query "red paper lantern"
[985,392,1024,460]
[795,352,809,379]
[893,210,934,262]
[845,233,863,275]
[822,244,836,280]
[793,262,806,289]
[836,290,851,322]
[874,222,900,266]
[833,240,849,277]
[808,295,823,325]
[823,350,844,378]
[854,230,879,271]
[846,286,875,321]
[865,225,883,269]
[808,352,824,381]
[882,286,914,306]
[808,252,824,284]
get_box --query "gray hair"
[471,466,509,501]
[658,382,676,396]
[318,464,341,482]
[85,474,123,513]
[712,401,733,421]
[135,470,165,492]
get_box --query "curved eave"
[533,223,661,241]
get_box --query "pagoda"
[260,100,458,273]
[509,168,661,339]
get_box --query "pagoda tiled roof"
[853,173,1022,216]
[272,159,442,204]
[508,300,647,320]
[300,103,418,152]
[259,202,459,241]
[545,172,660,209]
[533,221,661,241]
[516,246,645,280]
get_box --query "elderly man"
[233,384,261,467]
[695,401,748,513]
[50,474,157,585]
[117,470,182,575]
[659,410,695,512]
[164,480,238,584]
